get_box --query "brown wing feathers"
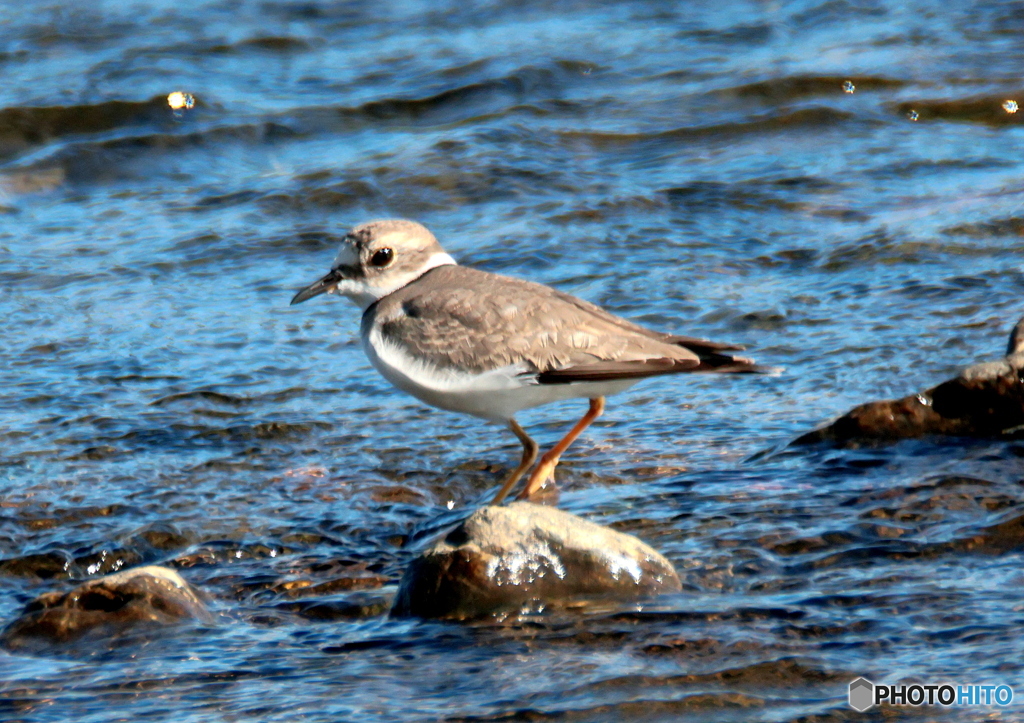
[538,288,763,380]
[372,265,766,382]
[536,341,763,385]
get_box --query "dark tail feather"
[691,352,776,374]
[662,334,746,355]
[693,360,777,374]
[671,337,775,374]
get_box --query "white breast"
[361,326,638,422]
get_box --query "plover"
[291,219,763,504]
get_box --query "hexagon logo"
[849,678,874,711]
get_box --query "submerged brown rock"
[796,317,1024,445]
[392,502,681,620]
[2,565,212,650]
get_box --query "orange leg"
[491,419,538,505]
[517,397,605,501]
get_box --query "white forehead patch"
[332,243,359,269]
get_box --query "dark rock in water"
[1007,317,1024,357]
[2,565,212,650]
[796,317,1024,445]
[392,502,681,620]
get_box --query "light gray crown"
[291,219,456,308]
[332,219,445,280]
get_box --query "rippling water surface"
[3,1,1024,720]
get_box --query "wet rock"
[1,565,212,650]
[0,550,76,580]
[391,502,681,619]
[796,317,1024,445]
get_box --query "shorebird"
[291,219,763,504]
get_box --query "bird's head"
[290,219,456,310]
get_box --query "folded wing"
[368,265,765,383]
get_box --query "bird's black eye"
[370,248,394,267]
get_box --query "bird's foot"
[517,459,559,503]
[526,475,560,506]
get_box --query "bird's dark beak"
[291,268,344,305]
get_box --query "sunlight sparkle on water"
[167,91,195,110]
[842,80,855,93]
[1003,100,1018,114]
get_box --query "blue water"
[2,0,1024,720]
